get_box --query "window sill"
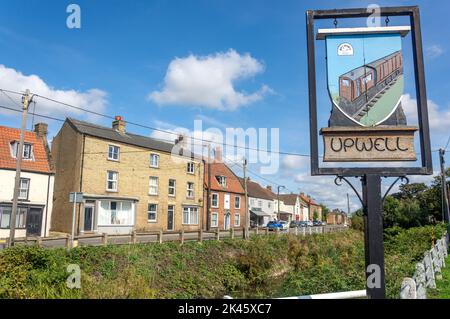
[149,166,159,169]
[148,193,158,196]
[147,220,157,223]
[106,190,118,193]
[107,158,120,162]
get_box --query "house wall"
[0,169,54,238]
[80,135,204,233]
[249,196,276,225]
[206,191,243,230]
[50,122,83,233]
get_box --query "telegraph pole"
[206,143,212,231]
[347,193,351,216]
[439,148,449,223]
[277,185,285,221]
[243,158,248,239]
[9,89,32,247]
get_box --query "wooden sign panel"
[321,126,417,162]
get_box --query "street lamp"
[277,185,285,221]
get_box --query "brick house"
[276,194,301,222]
[300,193,323,221]
[0,123,54,239]
[327,209,348,225]
[51,117,204,235]
[204,149,245,230]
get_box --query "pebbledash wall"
[0,169,54,238]
[51,120,204,235]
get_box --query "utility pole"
[347,193,351,216]
[439,148,449,223]
[243,158,248,239]
[206,143,212,231]
[9,89,32,247]
[277,185,285,221]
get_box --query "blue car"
[266,221,283,231]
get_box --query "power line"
[0,88,311,157]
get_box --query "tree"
[313,210,318,221]
[320,203,330,222]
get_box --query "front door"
[224,213,230,230]
[167,205,174,231]
[26,207,42,236]
[84,206,94,232]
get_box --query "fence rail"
[0,225,348,249]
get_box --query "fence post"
[295,227,298,236]
[255,227,259,235]
[309,227,312,235]
[198,229,203,243]
[180,229,184,245]
[275,228,279,238]
[102,233,108,245]
[265,227,269,235]
[230,227,234,239]
[131,230,137,244]
[242,227,246,239]
[216,228,220,241]
[36,237,42,247]
[65,234,71,249]
[158,230,163,244]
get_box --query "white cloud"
[426,44,444,59]
[148,49,273,110]
[281,154,309,170]
[402,93,450,133]
[0,64,107,118]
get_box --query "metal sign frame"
[306,6,432,177]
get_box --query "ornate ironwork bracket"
[381,176,409,204]
[334,175,364,206]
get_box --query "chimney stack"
[214,146,222,162]
[112,116,126,133]
[34,122,48,138]
[266,186,272,192]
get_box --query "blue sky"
[0,0,449,211]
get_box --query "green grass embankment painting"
[0,225,444,299]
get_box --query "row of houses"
[0,116,325,238]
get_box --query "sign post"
[306,6,433,299]
[69,192,84,248]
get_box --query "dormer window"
[216,175,227,187]
[10,141,33,160]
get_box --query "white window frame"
[211,212,218,228]
[183,206,198,225]
[108,144,120,161]
[147,203,157,222]
[149,176,158,195]
[234,213,240,227]
[168,179,176,197]
[234,196,241,209]
[186,182,194,199]
[150,153,159,168]
[211,193,219,208]
[10,142,33,160]
[106,171,118,192]
[187,162,195,174]
[216,175,227,187]
[18,178,30,200]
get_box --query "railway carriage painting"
[319,27,411,127]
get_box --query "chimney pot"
[214,146,222,162]
[112,116,126,133]
[267,185,272,192]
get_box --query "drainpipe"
[43,174,51,237]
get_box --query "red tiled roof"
[0,126,52,174]
[278,193,298,206]
[237,178,275,200]
[204,162,245,194]
[300,194,320,206]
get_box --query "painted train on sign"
[338,50,403,103]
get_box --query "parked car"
[266,221,283,231]
[321,221,327,226]
[280,221,289,230]
[306,221,313,227]
[298,221,308,227]
[290,221,301,228]
[313,220,322,226]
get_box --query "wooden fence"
[400,234,449,299]
[0,225,347,249]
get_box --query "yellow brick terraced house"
[51,117,204,235]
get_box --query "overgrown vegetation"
[0,225,443,299]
